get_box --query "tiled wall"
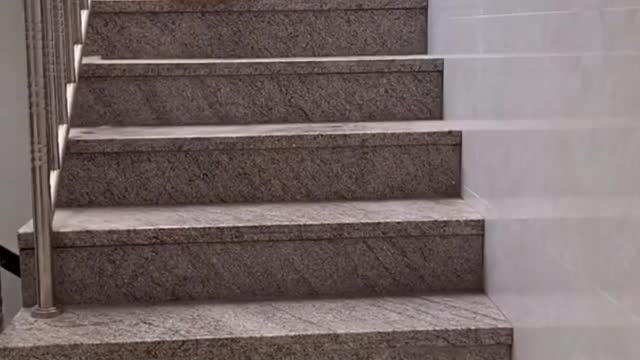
[429,1,640,359]
[0,0,29,321]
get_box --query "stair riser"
[73,72,443,126]
[3,343,511,360]
[21,235,482,305]
[84,10,427,59]
[57,144,460,207]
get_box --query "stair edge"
[81,56,444,77]
[91,0,429,13]
[18,199,483,249]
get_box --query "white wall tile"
[0,0,30,321]
[431,1,640,359]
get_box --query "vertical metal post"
[63,0,76,83]
[54,0,69,125]
[24,0,61,319]
[71,0,82,45]
[41,0,61,170]
[0,274,3,329]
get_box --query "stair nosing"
[67,121,460,153]
[18,199,483,249]
[91,0,429,13]
[0,293,512,355]
[81,55,444,77]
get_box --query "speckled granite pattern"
[0,294,512,360]
[66,121,459,153]
[1,343,511,360]
[57,142,459,207]
[85,9,427,58]
[81,56,444,77]
[73,58,443,126]
[19,199,483,248]
[3,1,512,358]
[92,0,429,12]
[20,233,483,305]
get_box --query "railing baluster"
[24,0,61,319]
[63,0,76,83]
[71,0,82,45]
[23,0,89,319]
[54,0,69,125]
[42,0,61,170]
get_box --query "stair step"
[19,199,483,305]
[57,122,460,207]
[85,0,428,59]
[74,56,444,126]
[0,294,512,360]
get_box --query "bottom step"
[0,294,512,360]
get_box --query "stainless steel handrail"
[23,0,91,319]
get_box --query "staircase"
[0,0,513,359]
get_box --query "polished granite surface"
[19,199,482,248]
[74,64,443,126]
[81,56,444,77]
[85,8,427,58]
[57,144,458,207]
[66,121,460,153]
[0,294,511,359]
[20,234,484,305]
[92,0,429,12]
[18,199,483,305]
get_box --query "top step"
[85,0,429,59]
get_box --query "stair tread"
[19,199,482,248]
[67,121,459,153]
[92,0,428,13]
[0,293,511,354]
[81,55,444,77]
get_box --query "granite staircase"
[0,0,513,359]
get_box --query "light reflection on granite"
[0,294,512,360]
[85,9,427,59]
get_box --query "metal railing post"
[23,0,61,319]
[71,0,83,45]
[42,0,61,170]
[63,0,76,83]
[22,0,89,319]
[54,0,69,125]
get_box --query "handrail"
[23,0,91,318]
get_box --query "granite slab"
[53,122,460,207]
[19,198,483,249]
[66,121,459,153]
[0,294,512,360]
[56,144,459,207]
[80,56,444,77]
[20,233,484,305]
[85,8,428,58]
[19,198,484,305]
[73,57,444,126]
[92,0,429,12]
